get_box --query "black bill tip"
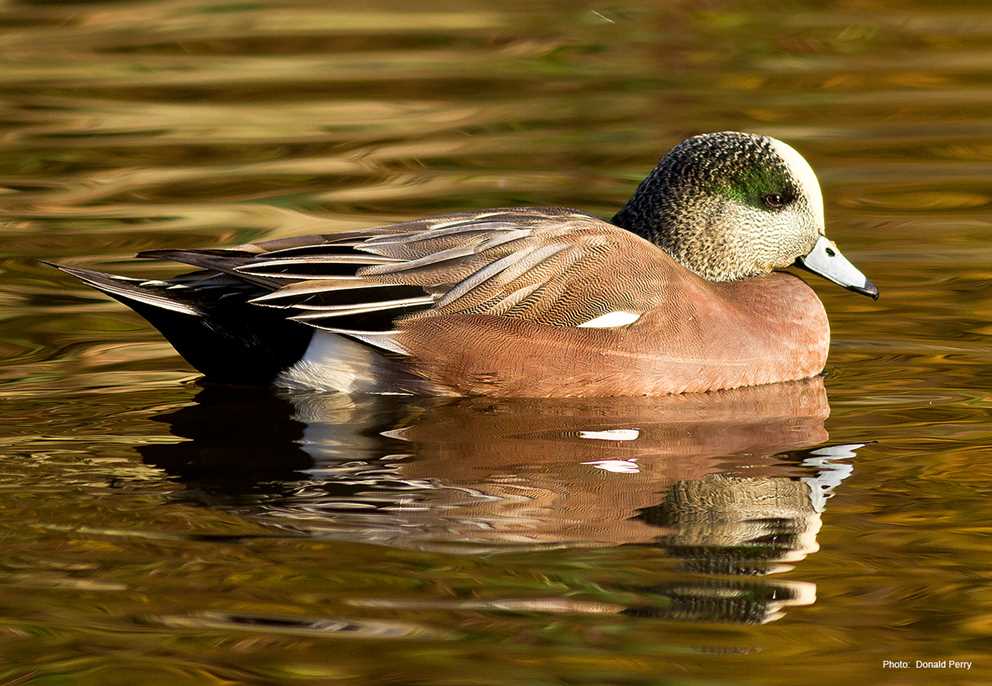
[847,277,879,301]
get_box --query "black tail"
[48,262,312,385]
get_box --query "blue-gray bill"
[794,236,879,300]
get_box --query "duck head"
[612,131,878,299]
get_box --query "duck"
[49,131,878,397]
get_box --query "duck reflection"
[138,377,862,624]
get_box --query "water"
[2,1,990,683]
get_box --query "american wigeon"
[50,131,878,397]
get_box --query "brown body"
[50,132,876,397]
[53,208,834,397]
[399,273,828,397]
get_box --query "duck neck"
[611,204,661,244]
[611,165,749,283]
[610,167,671,246]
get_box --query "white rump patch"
[278,331,383,393]
[577,311,640,329]
[578,429,640,441]
[770,138,825,230]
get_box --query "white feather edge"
[64,269,201,317]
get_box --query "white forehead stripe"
[769,138,825,230]
[577,311,640,328]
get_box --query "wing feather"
[126,207,670,340]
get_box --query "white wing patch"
[577,311,640,329]
[578,429,640,441]
[582,459,640,474]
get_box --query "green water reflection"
[1,0,991,684]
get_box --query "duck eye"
[762,193,785,209]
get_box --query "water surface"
[1,1,991,684]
